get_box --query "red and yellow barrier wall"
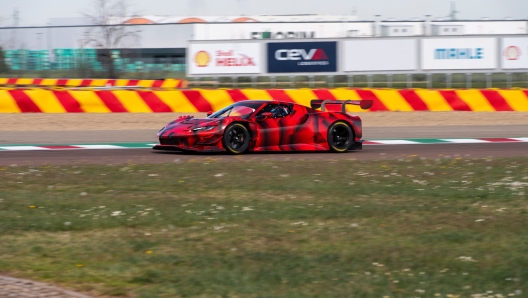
[1,88,528,113]
[0,78,187,88]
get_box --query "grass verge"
[0,157,527,297]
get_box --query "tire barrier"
[1,88,527,113]
[0,78,187,88]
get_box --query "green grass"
[0,157,527,297]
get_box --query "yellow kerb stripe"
[115,80,130,87]
[18,78,34,85]
[372,89,414,111]
[25,90,67,113]
[456,90,495,111]
[0,90,21,113]
[112,90,153,113]
[497,90,528,111]
[414,90,453,111]
[91,80,110,87]
[160,80,177,88]
[69,91,111,113]
[241,89,274,100]
[41,79,58,86]
[284,89,317,107]
[154,91,198,113]
[67,79,83,86]
[0,78,8,84]
[139,80,154,88]
[200,90,235,111]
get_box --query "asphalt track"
[2,125,528,144]
[1,142,527,166]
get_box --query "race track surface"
[1,125,528,144]
[1,143,527,166]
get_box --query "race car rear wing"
[310,100,374,112]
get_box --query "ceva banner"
[188,43,261,75]
[344,39,417,72]
[267,42,337,73]
[421,38,497,70]
[502,37,528,69]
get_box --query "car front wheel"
[223,123,250,154]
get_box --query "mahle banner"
[421,38,497,70]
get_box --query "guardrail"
[1,88,527,113]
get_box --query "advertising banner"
[188,43,261,75]
[344,39,417,71]
[267,42,337,73]
[502,37,528,69]
[421,38,497,70]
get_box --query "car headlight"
[192,125,216,132]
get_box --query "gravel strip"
[0,275,92,298]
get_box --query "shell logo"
[503,46,521,60]
[194,51,211,67]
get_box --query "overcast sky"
[0,0,527,26]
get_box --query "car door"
[254,103,312,149]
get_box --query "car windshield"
[208,102,262,119]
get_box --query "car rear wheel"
[328,121,353,153]
[223,123,250,154]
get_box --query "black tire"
[327,121,353,153]
[223,123,250,154]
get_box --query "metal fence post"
[446,73,451,88]
[466,73,471,89]
[387,74,392,88]
[252,76,257,88]
[290,76,295,88]
[427,73,432,89]
[233,77,238,88]
[486,73,491,88]
[348,75,353,87]
[214,77,219,88]
[309,76,314,88]
[367,74,372,88]
[271,76,276,89]
[328,75,334,88]
[194,77,200,87]
[406,74,412,88]
[506,73,512,88]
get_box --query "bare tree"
[82,0,140,78]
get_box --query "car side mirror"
[207,111,213,116]
[258,112,273,120]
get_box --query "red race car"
[153,99,373,154]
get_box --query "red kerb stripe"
[7,90,42,112]
[80,79,93,87]
[312,89,336,100]
[152,80,164,88]
[181,90,213,112]
[56,79,68,86]
[354,89,388,111]
[479,138,520,143]
[32,78,43,85]
[266,90,294,102]
[136,91,172,112]
[7,78,18,84]
[41,146,82,150]
[398,89,429,111]
[226,89,249,102]
[95,91,128,112]
[479,90,513,111]
[52,90,84,112]
[126,80,140,86]
[438,90,472,111]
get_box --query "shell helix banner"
[188,43,261,75]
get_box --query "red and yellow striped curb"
[1,88,528,113]
[0,78,187,88]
